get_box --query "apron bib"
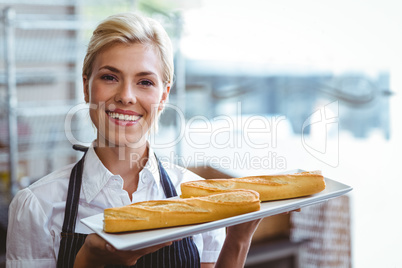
[56,147,200,268]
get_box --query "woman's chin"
[96,135,147,149]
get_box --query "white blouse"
[6,143,225,267]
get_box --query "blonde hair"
[83,12,174,85]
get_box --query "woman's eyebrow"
[135,71,158,77]
[99,65,121,73]
[98,66,157,78]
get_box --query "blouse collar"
[81,142,162,203]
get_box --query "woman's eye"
[101,75,117,82]
[138,80,154,86]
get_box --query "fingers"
[135,241,173,256]
[85,233,109,253]
[116,241,174,266]
[105,243,116,253]
[281,208,302,215]
[226,218,263,240]
[82,234,175,267]
[105,239,174,254]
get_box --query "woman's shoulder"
[12,162,75,205]
[10,163,76,217]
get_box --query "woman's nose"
[114,82,137,105]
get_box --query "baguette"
[104,189,260,233]
[180,171,326,201]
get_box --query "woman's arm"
[214,219,262,268]
[74,234,173,268]
[213,209,300,267]
[201,263,215,268]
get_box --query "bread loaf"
[180,171,326,201]
[104,189,260,233]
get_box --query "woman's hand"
[74,233,173,268]
[226,218,262,242]
[215,219,262,268]
[215,208,301,268]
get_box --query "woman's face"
[83,42,169,147]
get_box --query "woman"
[6,12,261,268]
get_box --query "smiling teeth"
[108,112,141,121]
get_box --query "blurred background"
[0,0,401,267]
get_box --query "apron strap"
[57,146,87,268]
[61,146,87,233]
[156,154,178,198]
[72,144,90,152]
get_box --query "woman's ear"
[83,75,89,103]
[159,85,170,111]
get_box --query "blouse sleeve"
[192,227,226,263]
[200,228,226,263]
[6,188,56,268]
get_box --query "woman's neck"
[94,140,149,199]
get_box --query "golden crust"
[104,189,260,233]
[180,171,326,201]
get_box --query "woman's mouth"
[106,110,142,126]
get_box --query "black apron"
[57,146,200,268]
